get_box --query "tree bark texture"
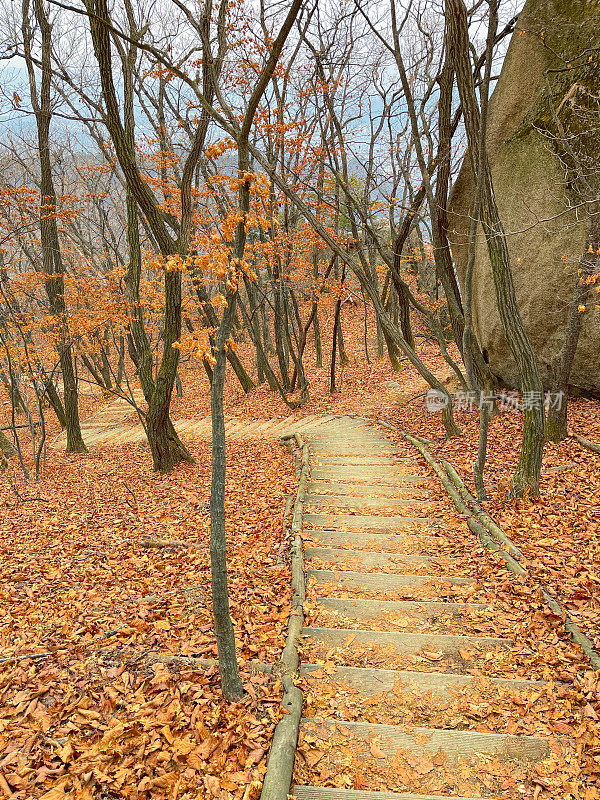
[23,0,87,453]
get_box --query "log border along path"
[282,415,566,800]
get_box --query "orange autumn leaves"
[0,434,296,799]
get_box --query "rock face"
[448,0,600,394]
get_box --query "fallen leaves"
[0,438,296,799]
[369,739,386,759]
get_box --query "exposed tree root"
[570,430,600,456]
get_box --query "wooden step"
[308,482,426,497]
[304,547,449,574]
[294,787,497,800]
[310,469,428,483]
[308,569,472,592]
[302,626,511,658]
[300,664,540,695]
[312,456,405,466]
[280,415,338,435]
[262,415,305,435]
[298,717,550,770]
[302,530,440,553]
[240,419,278,436]
[226,419,261,438]
[303,514,435,532]
[308,445,403,452]
[314,597,485,627]
[306,495,424,510]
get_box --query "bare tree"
[21,0,87,452]
[446,0,546,497]
[82,0,206,472]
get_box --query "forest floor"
[0,304,599,798]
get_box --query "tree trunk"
[0,428,16,470]
[99,343,113,390]
[546,210,600,441]
[330,268,344,393]
[312,256,323,368]
[447,0,545,497]
[116,335,125,387]
[236,289,279,391]
[433,56,467,353]
[337,312,349,366]
[473,401,490,500]
[23,0,87,454]
[81,355,108,391]
[0,369,26,415]
[192,277,255,393]
[208,0,304,700]
[380,270,403,370]
[272,264,290,390]
[41,371,66,428]
[313,308,323,367]
[397,283,414,349]
[146,269,194,473]
[86,0,203,471]
[358,266,462,438]
[209,298,243,700]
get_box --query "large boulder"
[448,0,600,395]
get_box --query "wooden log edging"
[570,429,600,456]
[260,434,309,800]
[390,426,600,671]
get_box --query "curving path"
[51,392,348,449]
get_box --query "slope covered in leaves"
[0,439,295,799]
